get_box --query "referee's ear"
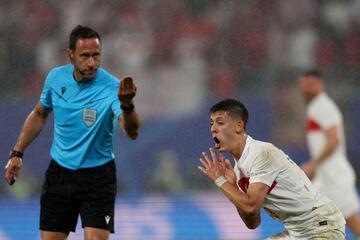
[67,48,74,63]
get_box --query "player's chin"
[218,147,227,152]
[218,143,230,153]
[215,144,224,151]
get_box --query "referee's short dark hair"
[69,25,101,51]
[210,99,249,129]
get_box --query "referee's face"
[69,38,101,82]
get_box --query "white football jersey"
[234,135,345,237]
[305,92,359,218]
[306,93,355,183]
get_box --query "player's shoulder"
[250,140,284,166]
[311,93,336,108]
[310,93,340,114]
[247,137,275,156]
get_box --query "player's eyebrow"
[213,116,226,122]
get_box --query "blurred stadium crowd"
[1,0,360,194]
[2,0,360,105]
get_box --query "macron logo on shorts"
[105,215,111,225]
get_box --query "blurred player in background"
[199,98,345,239]
[4,25,141,240]
[298,69,360,238]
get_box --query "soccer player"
[298,69,360,238]
[198,99,346,239]
[4,25,141,240]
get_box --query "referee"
[4,25,141,240]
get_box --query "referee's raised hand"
[118,76,137,106]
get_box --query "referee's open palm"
[118,76,137,105]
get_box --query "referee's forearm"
[14,109,47,152]
[122,111,141,140]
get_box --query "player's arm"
[313,125,339,164]
[302,125,339,178]
[117,76,141,140]
[5,103,51,185]
[198,148,268,229]
[220,181,268,229]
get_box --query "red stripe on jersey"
[267,181,277,193]
[238,177,277,194]
[238,177,250,193]
[307,118,321,131]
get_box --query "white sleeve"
[249,147,280,188]
[314,100,341,129]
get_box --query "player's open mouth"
[213,137,220,149]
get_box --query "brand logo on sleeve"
[83,108,97,127]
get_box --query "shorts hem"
[81,224,114,234]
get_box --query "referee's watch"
[9,149,24,159]
[120,102,135,113]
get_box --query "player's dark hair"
[301,69,322,78]
[210,99,249,129]
[69,25,101,51]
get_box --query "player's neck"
[233,133,247,160]
[307,92,322,104]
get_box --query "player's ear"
[236,120,244,134]
[67,48,74,62]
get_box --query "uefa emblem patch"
[83,108,97,127]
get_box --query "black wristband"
[120,103,135,113]
[9,149,23,159]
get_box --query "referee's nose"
[87,57,95,68]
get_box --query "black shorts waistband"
[49,159,115,173]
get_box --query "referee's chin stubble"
[78,69,96,82]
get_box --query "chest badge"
[83,108,97,127]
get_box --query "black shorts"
[40,160,117,233]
